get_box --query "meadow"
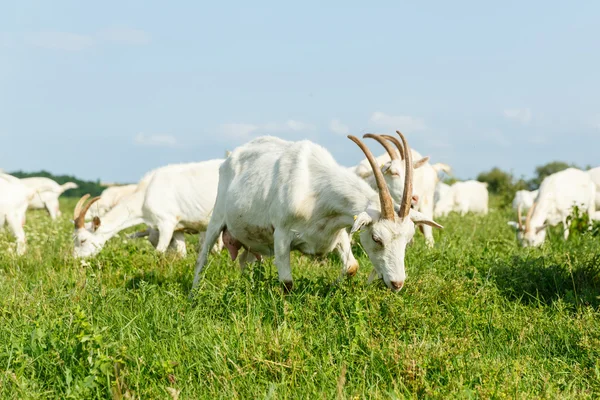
[1,198,599,399]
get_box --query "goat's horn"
[517,204,524,231]
[363,133,398,161]
[396,131,413,219]
[348,135,395,220]
[73,194,91,221]
[525,202,536,233]
[75,196,101,229]
[381,134,405,160]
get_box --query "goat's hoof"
[345,263,359,277]
[282,281,293,293]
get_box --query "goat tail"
[59,182,79,194]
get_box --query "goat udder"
[222,228,242,261]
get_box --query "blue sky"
[1,1,598,183]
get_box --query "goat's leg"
[563,218,570,240]
[191,221,225,292]
[274,229,293,292]
[168,231,187,257]
[6,213,26,255]
[155,222,176,253]
[335,229,359,280]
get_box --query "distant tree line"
[476,161,593,208]
[9,170,106,197]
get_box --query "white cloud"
[134,133,178,147]
[285,119,313,132]
[219,119,314,139]
[503,108,532,125]
[98,27,150,45]
[26,32,95,51]
[370,111,427,132]
[329,119,350,135]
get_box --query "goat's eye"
[372,234,383,246]
[81,239,87,244]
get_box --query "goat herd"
[1,132,599,294]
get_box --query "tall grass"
[0,199,599,398]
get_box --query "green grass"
[1,198,600,399]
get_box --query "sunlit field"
[1,198,599,399]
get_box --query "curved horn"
[381,135,405,160]
[363,133,398,160]
[73,194,91,220]
[347,135,395,220]
[75,196,101,229]
[525,202,536,233]
[396,131,413,219]
[517,204,524,231]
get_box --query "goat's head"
[348,131,443,292]
[363,133,429,205]
[72,194,103,258]
[508,203,546,247]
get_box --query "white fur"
[512,190,539,212]
[20,177,78,220]
[434,182,451,206]
[140,159,225,257]
[87,184,138,219]
[0,173,48,255]
[508,168,596,247]
[191,136,442,293]
[587,167,600,209]
[73,161,225,258]
[434,180,489,217]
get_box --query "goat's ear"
[381,161,400,177]
[383,160,402,177]
[92,217,101,232]
[350,211,373,234]
[507,221,520,231]
[409,209,443,229]
[535,224,548,234]
[413,156,430,169]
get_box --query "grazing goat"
[508,168,596,247]
[20,177,78,220]
[353,135,451,247]
[511,190,539,212]
[72,160,225,258]
[433,180,489,217]
[191,132,443,294]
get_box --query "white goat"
[72,160,225,258]
[433,180,489,217]
[352,134,451,247]
[587,166,600,208]
[434,182,451,206]
[511,189,539,212]
[20,177,78,220]
[508,168,596,247]
[191,133,443,294]
[0,175,30,254]
[0,173,56,254]
[87,184,138,219]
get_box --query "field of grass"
[1,198,600,399]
